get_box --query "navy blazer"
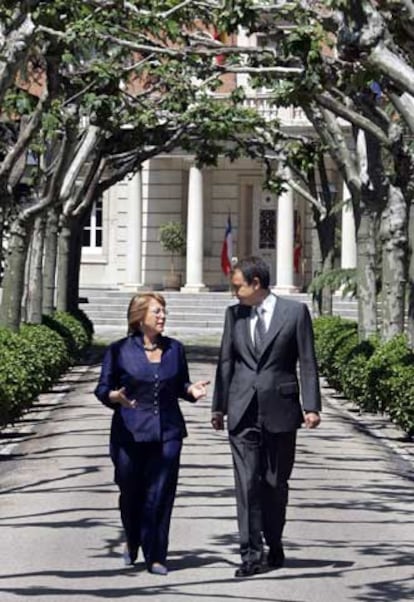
[95,335,195,443]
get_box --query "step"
[79,289,359,330]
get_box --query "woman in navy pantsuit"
[95,293,209,575]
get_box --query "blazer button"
[154,409,159,415]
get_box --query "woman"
[95,293,209,575]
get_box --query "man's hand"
[211,412,224,430]
[304,412,321,429]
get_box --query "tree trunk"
[380,184,409,339]
[26,214,46,324]
[321,249,335,315]
[67,219,83,313]
[407,199,414,349]
[0,180,12,284]
[353,128,384,341]
[0,215,33,331]
[314,209,336,316]
[356,206,378,340]
[56,216,84,313]
[0,205,4,280]
[20,229,32,323]
[42,206,60,315]
[56,222,71,313]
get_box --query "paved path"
[0,343,413,602]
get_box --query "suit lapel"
[259,295,287,357]
[232,304,256,361]
[245,309,256,359]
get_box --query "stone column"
[274,171,297,293]
[341,182,357,269]
[181,165,208,292]
[124,169,143,289]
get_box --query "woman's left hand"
[188,380,210,400]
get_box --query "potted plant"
[159,221,186,289]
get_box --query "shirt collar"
[251,292,276,316]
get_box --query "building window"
[259,209,276,249]
[82,198,103,251]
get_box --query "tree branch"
[0,88,49,181]
[0,10,35,103]
[388,90,414,134]
[60,125,103,202]
[315,91,390,145]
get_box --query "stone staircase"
[79,288,358,334]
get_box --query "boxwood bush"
[313,315,414,438]
[20,323,71,383]
[313,315,358,384]
[363,335,414,414]
[42,311,90,359]
[0,328,33,423]
[339,338,378,408]
[386,365,414,437]
[0,312,91,427]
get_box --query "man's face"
[231,269,261,306]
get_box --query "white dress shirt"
[250,293,277,343]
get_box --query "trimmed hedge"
[0,312,91,427]
[313,315,414,437]
[42,311,91,358]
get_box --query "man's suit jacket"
[95,335,195,443]
[212,296,321,433]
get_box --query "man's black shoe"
[234,561,262,578]
[267,546,285,569]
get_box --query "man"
[212,256,321,578]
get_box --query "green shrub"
[20,324,70,383]
[0,312,91,427]
[386,365,414,437]
[313,315,357,380]
[362,335,414,414]
[329,328,359,391]
[42,311,89,358]
[340,338,378,406]
[0,328,43,423]
[70,308,94,344]
[328,328,361,390]
[313,316,414,437]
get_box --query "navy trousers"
[111,438,182,566]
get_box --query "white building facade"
[79,153,356,292]
[79,31,357,293]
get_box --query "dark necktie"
[254,307,266,354]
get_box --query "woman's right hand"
[108,387,137,408]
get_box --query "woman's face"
[142,299,167,335]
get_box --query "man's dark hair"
[233,256,270,289]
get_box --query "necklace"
[143,342,158,352]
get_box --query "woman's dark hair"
[233,256,270,289]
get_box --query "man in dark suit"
[212,256,321,578]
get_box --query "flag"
[221,214,232,276]
[213,28,227,65]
